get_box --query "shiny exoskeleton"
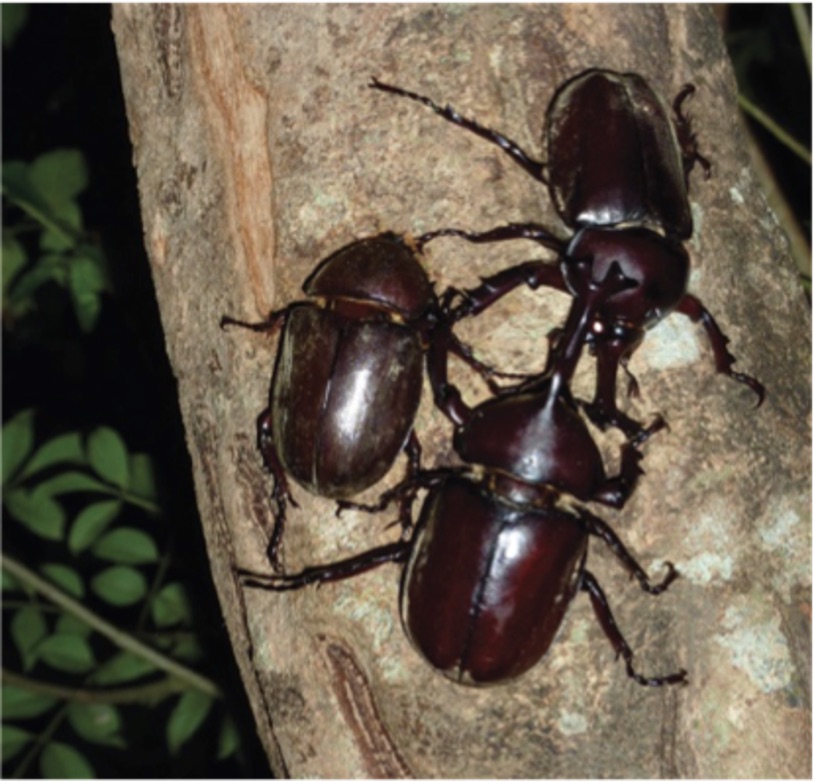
[222,233,437,566]
[372,69,765,440]
[241,261,687,688]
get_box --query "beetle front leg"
[240,540,411,592]
[220,306,288,335]
[675,293,765,406]
[257,410,298,570]
[580,570,688,687]
[583,329,665,443]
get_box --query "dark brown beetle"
[222,233,434,566]
[372,69,764,440]
[223,232,509,566]
[242,261,687,688]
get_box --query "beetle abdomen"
[402,478,587,685]
[272,307,423,498]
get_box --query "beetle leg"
[620,355,640,399]
[446,330,534,393]
[257,410,298,570]
[418,223,564,255]
[336,468,456,518]
[671,83,712,182]
[220,307,288,335]
[240,540,411,592]
[370,78,548,184]
[582,330,665,442]
[394,431,423,538]
[580,570,688,687]
[590,442,644,509]
[580,508,679,594]
[675,293,765,406]
[450,256,567,320]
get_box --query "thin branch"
[1,552,221,699]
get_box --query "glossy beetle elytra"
[222,233,434,566]
[222,231,511,567]
[241,261,687,687]
[372,69,764,440]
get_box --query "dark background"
[2,4,809,777]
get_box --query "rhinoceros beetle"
[222,231,515,567]
[221,232,440,566]
[240,260,687,688]
[371,69,764,440]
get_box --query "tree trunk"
[112,5,810,777]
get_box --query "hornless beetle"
[222,232,513,567]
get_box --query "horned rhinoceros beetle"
[241,261,687,688]
[222,233,438,566]
[371,69,765,440]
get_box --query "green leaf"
[67,702,125,748]
[2,161,50,217]
[68,499,123,553]
[10,605,49,672]
[92,527,159,565]
[29,149,88,206]
[68,253,107,332]
[168,634,202,662]
[2,569,21,592]
[2,4,29,49]
[129,453,158,502]
[34,470,115,497]
[151,582,191,628]
[37,633,96,674]
[2,408,35,486]
[1,162,77,245]
[4,254,68,315]
[19,430,85,481]
[2,724,33,764]
[87,427,129,489]
[91,566,147,607]
[55,613,92,639]
[5,486,66,540]
[217,714,239,760]
[167,690,213,754]
[40,741,95,779]
[2,685,57,720]
[40,199,82,252]
[40,563,84,598]
[2,232,27,295]
[92,652,156,686]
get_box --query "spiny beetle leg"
[257,410,298,571]
[370,78,548,184]
[676,293,765,406]
[240,540,411,592]
[672,83,712,181]
[581,570,688,687]
[581,508,679,595]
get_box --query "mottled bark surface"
[113,5,810,777]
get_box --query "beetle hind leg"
[240,540,411,592]
[581,570,688,687]
[256,409,299,570]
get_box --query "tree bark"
[113,5,810,777]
